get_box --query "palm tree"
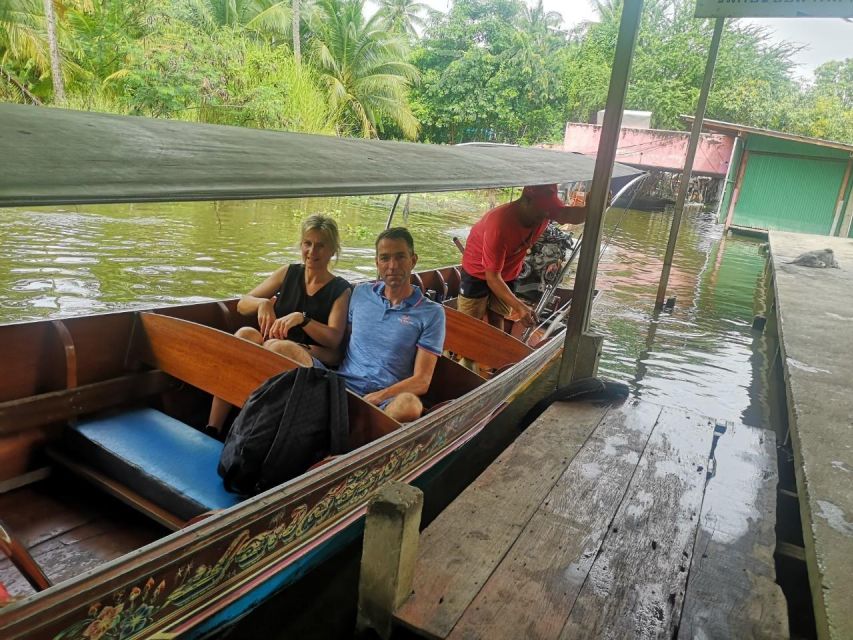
[375,0,427,39]
[42,0,63,101]
[308,0,419,139]
[184,0,292,41]
[291,0,300,63]
[591,0,622,24]
[0,0,47,100]
[518,0,563,52]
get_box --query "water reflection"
[594,207,766,426]
[0,196,767,427]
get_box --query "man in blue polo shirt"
[338,227,445,422]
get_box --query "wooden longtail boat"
[0,104,640,639]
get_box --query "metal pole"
[655,17,725,309]
[385,193,403,229]
[558,0,645,387]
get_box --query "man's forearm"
[484,271,523,310]
[551,204,588,225]
[371,375,431,402]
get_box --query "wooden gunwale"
[0,266,565,639]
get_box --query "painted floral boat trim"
[52,431,445,640]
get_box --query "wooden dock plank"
[678,422,788,639]
[447,401,661,640]
[395,401,610,639]
[559,408,713,640]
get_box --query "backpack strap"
[327,371,349,455]
[257,366,310,490]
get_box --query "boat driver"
[459,184,588,327]
[286,227,445,423]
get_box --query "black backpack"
[218,367,349,495]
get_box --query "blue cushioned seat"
[64,408,242,521]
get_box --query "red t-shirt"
[462,202,552,281]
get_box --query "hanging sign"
[696,0,853,18]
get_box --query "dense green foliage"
[411,0,567,144]
[0,0,851,143]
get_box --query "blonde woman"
[207,215,351,435]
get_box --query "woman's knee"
[235,326,263,344]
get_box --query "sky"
[412,0,853,81]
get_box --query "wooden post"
[655,17,725,309]
[841,189,853,238]
[724,146,749,231]
[558,0,645,387]
[356,481,423,639]
[716,135,742,224]
[830,158,852,236]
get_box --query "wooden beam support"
[0,467,51,494]
[724,146,749,230]
[357,481,424,640]
[51,320,77,390]
[47,449,184,531]
[0,517,52,592]
[830,158,851,236]
[0,371,180,436]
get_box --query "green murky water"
[0,195,767,425]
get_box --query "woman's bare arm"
[300,287,351,349]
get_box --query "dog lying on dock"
[788,249,839,268]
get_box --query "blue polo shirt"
[338,282,446,396]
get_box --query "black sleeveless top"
[273,264,350,346]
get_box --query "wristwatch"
[299,311,311,328]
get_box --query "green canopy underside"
[0,104,641,207]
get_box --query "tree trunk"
[43,0,65,103]
[292,0,301,65]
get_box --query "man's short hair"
[375,227,415,254]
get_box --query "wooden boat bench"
[48,311,401,528]
[43,311,299,529]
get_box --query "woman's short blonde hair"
[301,214,341,258]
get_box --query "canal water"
[0,193,768,428]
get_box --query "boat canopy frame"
[0,104,641,208]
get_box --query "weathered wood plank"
[0,484,91,548]
[0,479,162,598]
[0,519,158,597]
[448,401,661,640]
[559,408,713,640]
[395,401,610,638]
[678,422,788,640]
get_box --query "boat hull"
[0,304,562,640]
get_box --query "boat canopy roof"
[0,104,642,208]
